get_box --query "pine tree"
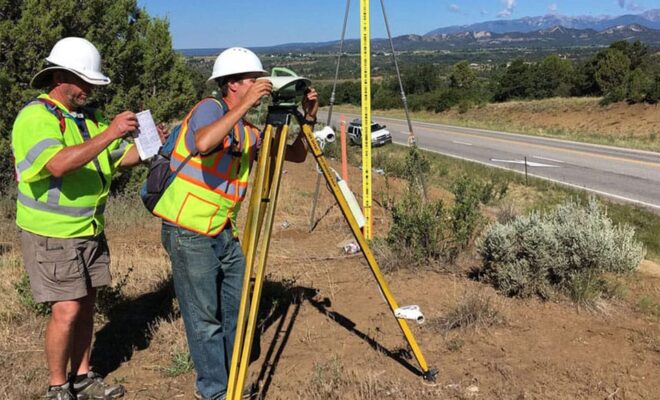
[0,0,200,191]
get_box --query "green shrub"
[477,198,645,302]
[110,164,148,196]
[386,146,451,264]
[450,175,508,248]
[384,150,507,266]
[387,192,448,263]
[450,176,484,248]
[637,295,660,317]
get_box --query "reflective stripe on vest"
[17,191,105,217]
[170,117,250,200]
[15,138,61,174]
[152,98,257,236]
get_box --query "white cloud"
[449,4,460,13]
[548,3,558,14]
[497,0,517,18]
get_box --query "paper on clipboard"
[133,110,161,160]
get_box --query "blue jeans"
[161,223,245,400]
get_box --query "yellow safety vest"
[11,94,132,238]
[153,98,259,237]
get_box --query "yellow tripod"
[226,104,437,400]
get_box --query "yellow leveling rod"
[360,0,373,239]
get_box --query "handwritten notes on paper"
[133,110,161,160]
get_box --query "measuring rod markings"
[360,0,372,239]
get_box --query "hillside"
[0,149,658,399]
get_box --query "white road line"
[490,159,559,168]
[533,155,565,164]
[452,140,473,146]
[405,144,660,211]
[358,113,660,157]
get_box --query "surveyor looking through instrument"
[153,46,318,400]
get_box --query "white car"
[347,119,392,147]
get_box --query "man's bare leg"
[70,288,96,377]
[46,300,82,386]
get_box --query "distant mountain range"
[425,9,660,35]
[180,9,660,56]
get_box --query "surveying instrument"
[225,69,437,400]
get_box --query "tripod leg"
[308,172,323,231]
[228,123,291,400]
[242,124,275,253]
[228,124,275,399]
[299,122,437,380]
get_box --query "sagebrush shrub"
[477,198,645,301]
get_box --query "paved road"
[318,111,660,211]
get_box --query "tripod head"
[258,67,311,107]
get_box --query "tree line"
[0,0,204,192]
[315,40,660,112]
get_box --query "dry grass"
[429,288,506,333]
[296,355,461,400]
[0,193,176,399]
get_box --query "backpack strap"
[169,97,231,173]
[81,106,100,126]
[27,98,107,186]
[27,98,67,134]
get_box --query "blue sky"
[137,0,656,49]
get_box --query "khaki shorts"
[20,230,112,303]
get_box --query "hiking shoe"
[46,383,76,400]
[193,382,258,400]
[73,372,125,399]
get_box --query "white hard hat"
[208,47,267,82]
[31,37,110,88]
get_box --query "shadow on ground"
[91,276,177,375]
[255,280,421,399]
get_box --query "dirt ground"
[0,155,658,400]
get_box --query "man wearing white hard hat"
[11,37,163,400]
[153,47,318,400]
